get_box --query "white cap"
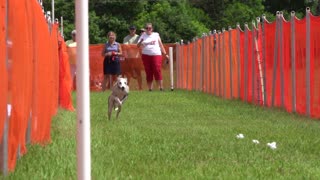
[72,30,76,35]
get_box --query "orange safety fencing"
[1,0,61,171]
[67,43,176,91]
[3,1,320,175]
[176,11,320,119]
[0,0,7,142]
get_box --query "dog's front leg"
[108,96,113,120]
[120,95,128,104]
[116,106,121,119]
[115,97,122,107]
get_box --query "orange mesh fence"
[223,31,231,99]
[310,15,320,118]
[175,14,320,119]
[282,20,293,112]
[204,35,211,94]
[196,39,202,91]
[85,43,175,91]
[8,0,34,170]
[295,17,307,115]
[247,28,254,103]
[4,0,60,171]
[0,0,7,141]
[58,35,75,111]
[264,21,277,107]
[230,29,239,98]
[216,34,222,96]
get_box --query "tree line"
[43,0,320,44]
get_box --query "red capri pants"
[141,54,163,82]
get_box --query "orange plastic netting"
[6,0,60,171]
[310,14,320,118]
[0,0,7,141]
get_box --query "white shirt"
[123,34,139,44]
[138,32,161,56]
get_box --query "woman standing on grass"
[101,31,123,91]
[137,23,169,91]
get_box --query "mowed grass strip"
[5,90,320,179]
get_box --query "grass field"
[3,89,320,179]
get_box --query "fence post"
[169,47,174,91]
[208,31,213,94]
[261,15,267,105]
[186,41,189,90]
[192,38,196,90]
[251,21,256,103]
[306,7,311,116]
[228,27,233,98]
[218,31,222,96]
[222,28,226,98]
[214,30,217,95]
[271,12,280,107]
[175,43,180,88]
[180,40,184,89]
[290,11,296,112]
[279,12,285,108]
[200,34,205,92]
[244,23,249,101]
[236,24,241,99]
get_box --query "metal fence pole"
[222,28,226,98]
[290,11,296,112]
[306,8,311,116]
[186,42,189,90]
[200,35,205,92]
[261,15,267,105]
[214,31,217,95]
[244,23,249,101]
[180,40,184,89]
[193,38,197,90]
[280,12,285,107]
[236,24,241,98]
[218,31,222,96]
[209,32,213,94]
[229,27,233,98]
[175,43,179,88]
[251,21,255,103]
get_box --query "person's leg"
[142,54,154,90]
[153,55,163,90]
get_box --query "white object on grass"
[252,139,260,144]
[236,134,244,139]
[267,142,277,150]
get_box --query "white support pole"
[75,0,91,179]
[61,16,64,37]
[169,47,174,91]
[51,0,54,24]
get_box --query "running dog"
[108,77,129,120]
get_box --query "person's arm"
[158,36,169,59]
[137,33,144,48]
